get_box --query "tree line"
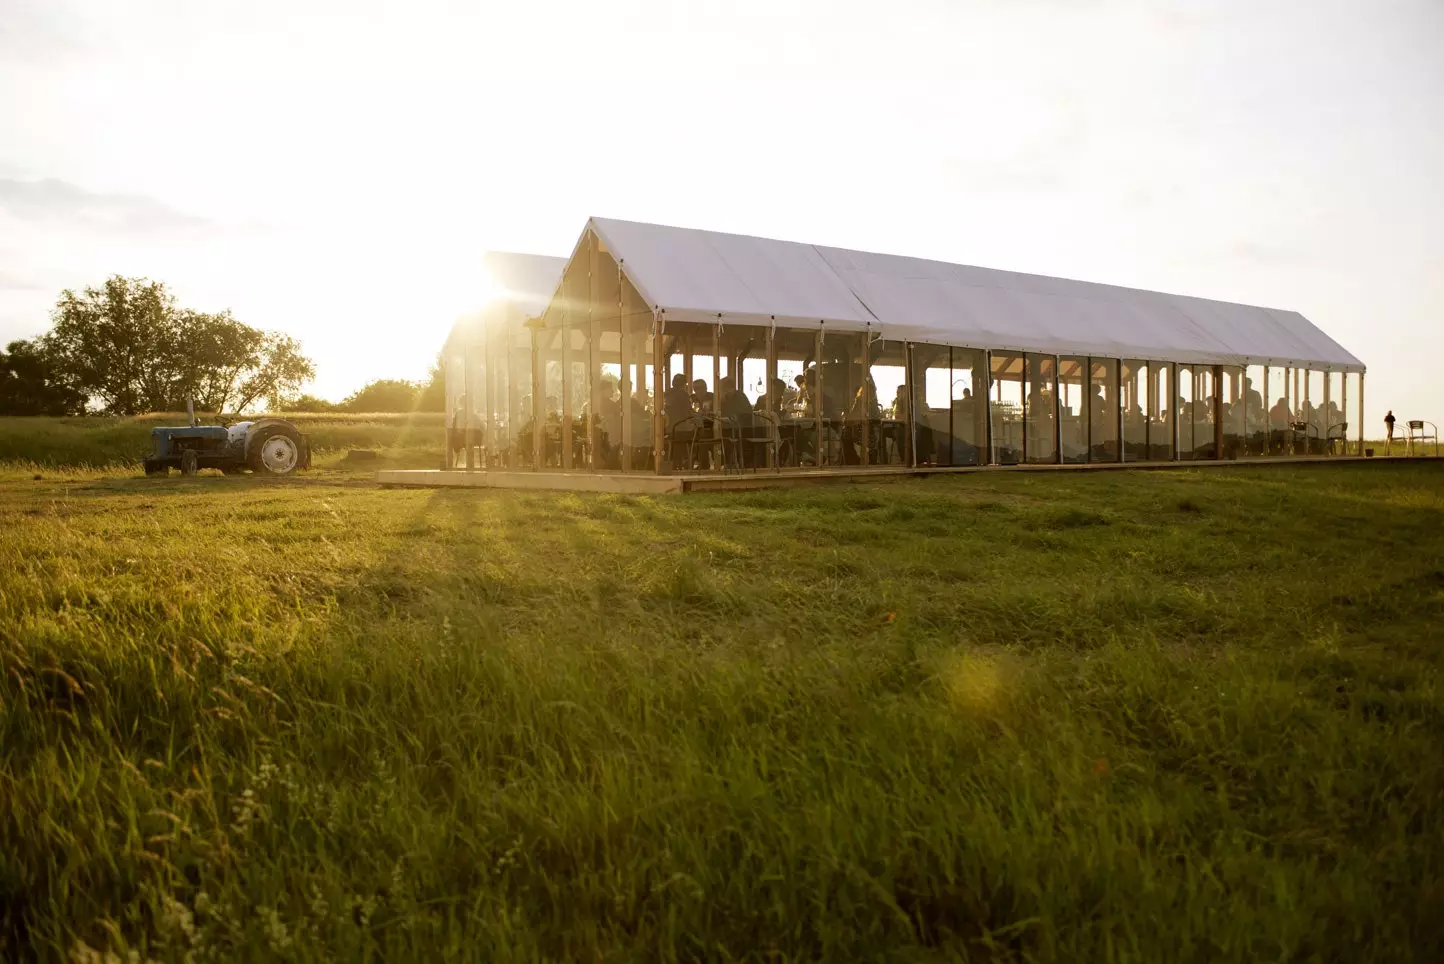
[0,275,444,415]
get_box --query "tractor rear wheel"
[181,450,199,476]
[248,423,304,476]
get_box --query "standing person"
[1385,410,1396,453]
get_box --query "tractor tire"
[143,461,166,477]
[181,450,199,476]
[248,422,304,476]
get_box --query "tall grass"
[1,464,1442,961]
[0,414,444,468]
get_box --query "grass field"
[0,413,444,471]
[1,456,1442,962]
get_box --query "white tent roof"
[587,217,1363,373]
[483,251,569,320]
[445,251,568,352]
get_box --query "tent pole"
[1117,360,1126,463]
[815,326,825,468]
[1323,369,1332,457]
[1303,368,1312,455]
[766,319,778,470]
[905,343,917,468]
[862,331,872,467]
[1020,357,1029,464]
[1262,366,1270,456]
[618,265,630,474]
[1053,354,1062,464]
[531,327,543,470]
[463,344,473,471]
[984,350,994,465]
[1213,365,1224,459]
[652,313,665,475]
[1171,363,1180,461]
[712,318,722,474]
[588,231,601,471]
[561,309,573,472]
[1238,366,1246,457]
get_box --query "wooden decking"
[376,454,1433,495]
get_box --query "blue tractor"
[143,404,311,477]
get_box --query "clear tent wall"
[442,231,1365,474]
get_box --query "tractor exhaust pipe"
[187,397,198,427]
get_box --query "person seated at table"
[596,379,623,469]
[891,384,909,421]
[799,369,818,418]
[721,387,752,420]
[1269,396,1290,429]
[664,374,699,467]
[691,378,714,413]
[756,378,789,414]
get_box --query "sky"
[1,0,1440,426]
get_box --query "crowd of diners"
[448,333,1355,471]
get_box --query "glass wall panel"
[1322,371,1345,454]
[1176,364,1196,459]
[458,348,485,469]
[820,329,869,466]
[718,324,769,469]
[1193,367,1217,459]
[912,344,951,466]
[539,330,565,468]
[871,339,909,466]
[1089,358,1119,462]
[1149,362,1172,460]
[657,322,717,472]
[1264,365,1289,455]
[1024,354,1057,464]
[990,352,1024,465]
[1057,356,1087,463]
[1345,372,1357,456]
[445,351,465,469]
[1241,365,1266,456]
[1304,369,1325,454]
[623,309,654,472]
[773,327,819,467]
[594,328,622,471]
[566,326,589,469]
[1122,359,1147,462]
[949,348,987,466]
[1220,367,1245,459]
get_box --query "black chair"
[1326,422,1349,455]
[733,411,781,472]
[669,413,733,472]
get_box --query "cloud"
[0,0,87,63]
[0,267,48,292]
[0,178,216,237]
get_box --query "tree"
[283,394,340,413]
[416,357,446,413]
[0,339,85,415]
[232,333,314,413]
[341,379,421,413]
[41,276,315,415]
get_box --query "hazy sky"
[2,0,1440,425]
